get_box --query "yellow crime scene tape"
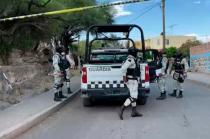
[0,0,149,22]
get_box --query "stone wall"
[0,64,52,104]
[0,46,53,104]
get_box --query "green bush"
[165,47,177,58]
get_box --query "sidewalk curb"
[187,79,210,89]
[0,88,80,139]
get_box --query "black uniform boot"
[67,88,73,94]
[131,106,143,117]
[156,91,166,100]
[176,91,183,98]
[54,93,62,101]
[169,90,177,97]
[119,105,126,120]
[59,91,67,99]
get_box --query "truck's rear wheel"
[138,97,147,105]
[83,98,93,107]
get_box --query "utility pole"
[162,0,166,50]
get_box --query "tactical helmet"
[128,47,137,57]
[176,52,182,58]
[56,47,65,54]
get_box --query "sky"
[98,0,210,42]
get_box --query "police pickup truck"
[81,25,157,106]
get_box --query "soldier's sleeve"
[66,54,75,67]
[181,58,189,72]
[52,55,60,72]
[161,57,168,71]
[121,57,133,75]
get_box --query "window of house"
[166,39,170,45]
[157,39,160,45]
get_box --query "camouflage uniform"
[119,48,143,120]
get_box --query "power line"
[168,24,178,34]
[127,2,161,23]
[0,0,150,22]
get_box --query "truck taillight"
[82,67,87,83]
[145,65,150,82]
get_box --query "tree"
[0,0,114,64]
[77,41,86,56]
[178,40,202,57]
[165,47,177,58]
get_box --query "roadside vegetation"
[164,40,202,58]
[0,0,114,65]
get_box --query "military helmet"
[56,47,65,54]
[176,52,182,58]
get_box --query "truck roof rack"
[85,24,146,63]
[93,25,134,33]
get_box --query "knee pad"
[66,79,70,82]
[54,84,59,89]
[54,84,63,89]
[129,97,137,103]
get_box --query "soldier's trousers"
[64,68,71,89]
[54,73,63,93]
[124,80,138,107]
[157,76,166,93]
[173,80,183,91]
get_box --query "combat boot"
[176,91,183,98]
[59,91,67,99]
[169,90,177,97]
[67,88,73,94]
[156,91,166,100]
[131,106,143,117]
[54,93,62,101]
[119,105,126,120]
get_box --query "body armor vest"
[126,59,140,78]
[58,54,70,71]
[174,57,184,74]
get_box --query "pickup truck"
[81,24,158,106]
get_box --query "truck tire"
[138,97,147,105]
[83,98,93,107]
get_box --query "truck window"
[91,54,114,61]
[90,53,128,63]
[116,54,127,62]
[145,51,155,62]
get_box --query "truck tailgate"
[82,64,125,89]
